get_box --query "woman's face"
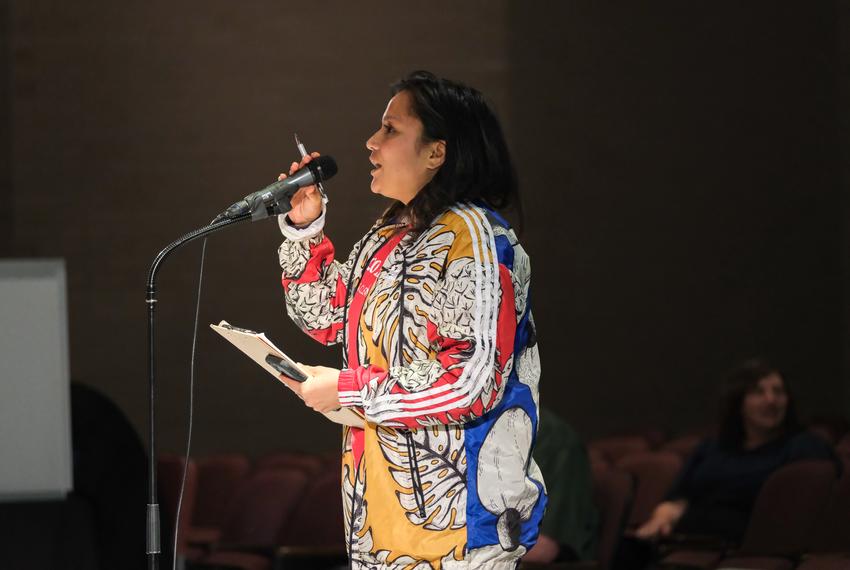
[741,373,788,435]
[365,90,444,205]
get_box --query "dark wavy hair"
[716,358,800,450]
[381,70,522,233]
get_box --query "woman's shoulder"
[426,202,518,260]
[784,430,835,460]
[430,202,512,233]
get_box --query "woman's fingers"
[279,375,303,396]
[279,152,320,179]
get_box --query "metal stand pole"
[144,213,250,570]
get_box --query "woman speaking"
[276,70,546,569]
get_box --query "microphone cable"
[170,234,208,570]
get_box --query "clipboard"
[210,320,364,428]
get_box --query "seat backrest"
[219,468,310,545]
[588,435,651,464]
[277,467,345,548]
[739,459,837,557]
[660,434,702,459]
[807,467,850,553]
[616,451,682,526]
[836,434,850,463]
[588,447,611,471]
[193,453,251,528]
[157,454,198,554]
[255,451,325,475]
[591,464,634,570]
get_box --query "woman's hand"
[278,152,323,226]
[633,500,687,541]
[279,364,341,413]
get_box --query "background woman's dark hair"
[716,358,800,450]
[382,70,523,233]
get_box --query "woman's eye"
[383,124,395,133]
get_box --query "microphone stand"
[144,212,250,570]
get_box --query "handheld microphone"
[215,155,338,222]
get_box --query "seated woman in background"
[634,358,837,543]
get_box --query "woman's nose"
[366,132,378,151]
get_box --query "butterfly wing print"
[377,424,467,531]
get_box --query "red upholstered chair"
[708,555,795,570]
[796,554,850,570]
[193,454,251,528]
[186,454,251,550]
[588,435,651,465]
[659,460,838,570]
[711,460,837,569]
[588,446,611,471]
[197,468,310,570]
[797,466,850,568]
[658,549,725,569]
[660,434,703,460]
[591,464,634,570]
[221,468,311,545]
[255,451,325,475]
[836,433,850,463]
[640,427,668,450]
[157,454,199,558]
[615,451,682,527]
[277,467,345,548]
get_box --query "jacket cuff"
[338,368,365,408]
[277,204,326,241]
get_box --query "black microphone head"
[309,155,338,183]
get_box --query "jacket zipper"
[342,223,393,567]
[404,431,427,519]
[341,222,395,367]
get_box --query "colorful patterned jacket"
[277,201,546,569]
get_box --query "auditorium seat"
[588,446,611,470]
[660,434,702,459]
[591,464,634,570]
[186,454,251,550]
[799,465,850,566]
[660,460,837,569]
[277,467,344,548]
[588,435,651,464]
[197,468,310,570]
[615,451,682,527]
[157,454,199,558]
[255,451,325,475]
[796,554,850,570]
[835,433,850,463]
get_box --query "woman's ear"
[426,140,446,170]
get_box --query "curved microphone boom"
[215,155,338,222]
